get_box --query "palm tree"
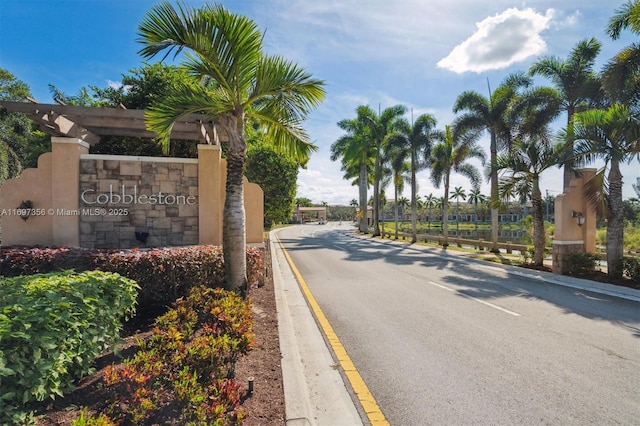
[430,125,485,247]
[603,0,640,106]
[467,188,486,230]
[495,139,562,266]
[398,196,410,222]
[571,104,640,277]
[137,2,325,293]
[384,135,410,239]
[424,193,437,229]
[529,38,602,189]
[361,105,406,237]
[331,108,375,233]
[450,186,466,231]
[453,72,531,252]
[385,113,441,243]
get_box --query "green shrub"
[0,271,138,424]
[564,252,600,277]
[2,245,265,313]
[100,286,253,424]
[622,256,640,284]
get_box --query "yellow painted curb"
[275,234,389,425]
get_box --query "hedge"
[0,271,138,425]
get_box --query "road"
[276,222,640,425]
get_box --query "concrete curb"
[346,229,640,302]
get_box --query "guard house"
[293,206,327,223]
[0,101,264,248]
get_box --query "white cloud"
[437,8,554,74]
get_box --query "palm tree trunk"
[411,151,417,243]
[490,131,499,252]
[359,161,368,233]
[532,181,545,266]
[563,108,575,190]
[443,178,450,247]
[223,150,248,295]
[373,156,381,237]
[394,185,399,239]
[607,162,624,277]
[219,115,248,295]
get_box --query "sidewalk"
[271,227,640,426]
[270,231,364,426]
[350,230,640,303]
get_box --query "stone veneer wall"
[79,157,199,249]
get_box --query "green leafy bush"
[622,256,640,284]
[0,271,138,424]
[100,286,253,424]
[564,252,601,277]
[2,245,265,313]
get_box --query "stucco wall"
[0,139,264,248]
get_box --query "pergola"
[0,100,225,145]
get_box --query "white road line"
[429,281,522,317]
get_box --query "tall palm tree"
[453,72,531,252]
[137,2,325,293]
[529,38,602,189]
[384,136,410,239]
[424,193,437,229]
[361,105,406,237]
[495,139,562,266]
[571,104,640,277]
[467,188,486,230]
[331,108,375,233]
[603,0,640,106]
[430,125,485,247]
[385,113,441,243]
[450,186,466,231]
[398,196,410,222]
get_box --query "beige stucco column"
[198,144,223,245]
[51,137,89,247]
[552,168,597,273]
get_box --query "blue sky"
[1,0,638,204]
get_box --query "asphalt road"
[276,222,640,425]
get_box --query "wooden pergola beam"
[0,101,223,145]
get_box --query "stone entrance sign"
[0,138,263,249]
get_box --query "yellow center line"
[275,233,389,425]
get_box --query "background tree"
[430,125,485,247]
[245,141,299,228]
[386,113,440,243]
[0,69,34,183]
[467,188,486,230]
[529,38,602,189]
[331,107,377,233]
[360,104,406,237]
[424,193,437,229]
[383,131,410,239]
[603,0,640,107]
[450,186,466,231]
[571,104,640,277]
[453,72,531,252]
[138,2,325,293]
[295,197,313,207]
[495,139,562,266]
